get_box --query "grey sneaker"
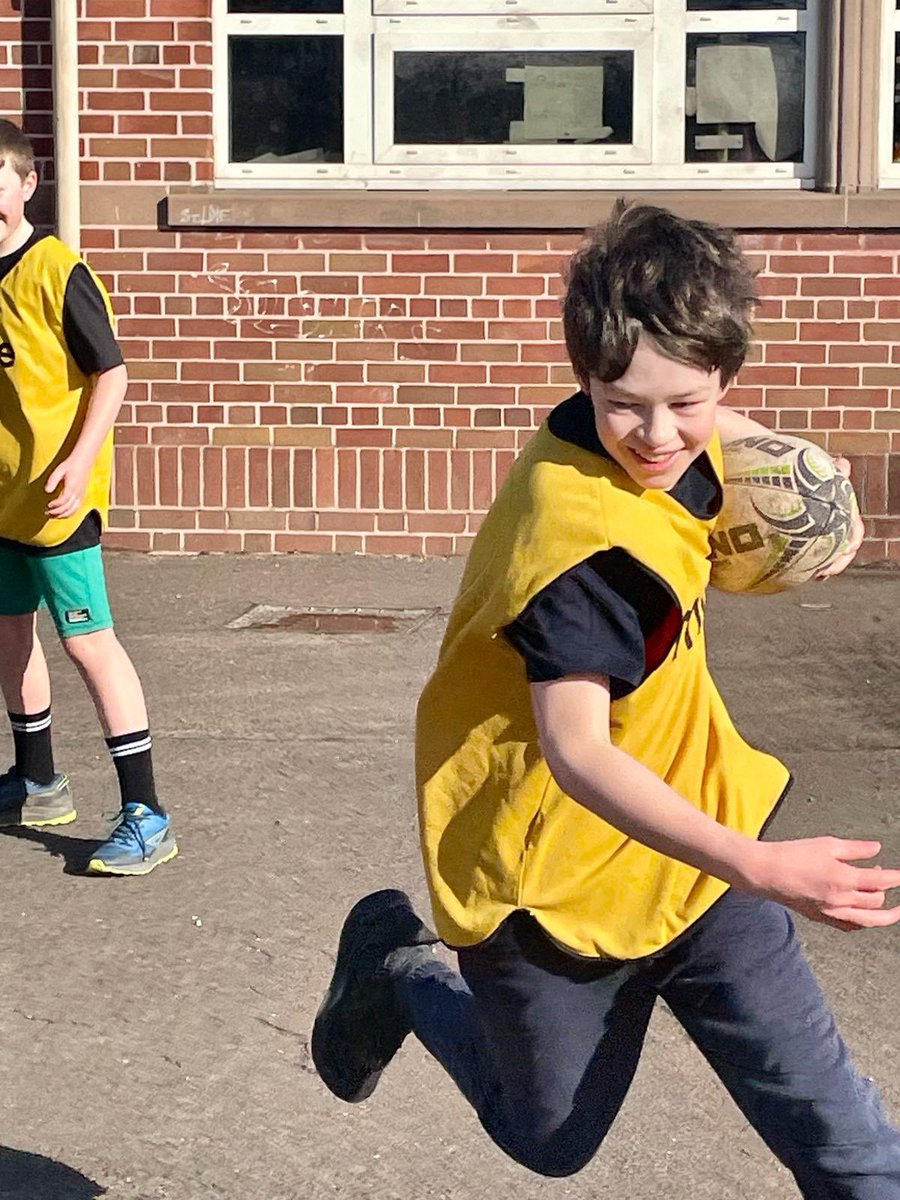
[312,889,439,1103]
[0,769,76,828]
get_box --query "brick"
[863,277,900,296]
[833,255,896,273]
[396,431,454,449]
[764,344,826,364]
[827,388,889,407]
[273,428,332,447]
[829,344,889,364]
[861,367,900,386]
[828,432,891,454]
[303,319,361,339]
[184,533,243,552]
[212,428,271,446]
[763,388,826,408]
[801,276,861,297]
[462,343,517,363]
[799,322,860,343]
[329,254,387,272]
[454,254,514,273]
[365,536,423,555]
[798,367,859,386]
[863,322,900,341]
[424,276,484,296]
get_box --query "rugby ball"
[709,434,859,595]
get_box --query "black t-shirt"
[502,392,722,698]
[0,231,122,555]
[0,230,123,377]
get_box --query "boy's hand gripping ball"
[710,434,860,595]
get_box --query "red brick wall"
[3,0,899,561]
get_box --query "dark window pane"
[394,52,633,146]
[688,2,805,9]
[229,36,343,163]
[229,1,342,12]
[895,33,900,162]
[686,33,805,163]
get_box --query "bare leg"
[60,628,148,737]
[0,613,51,714]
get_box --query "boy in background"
[0,119,176,876]
[313,203,900,1196]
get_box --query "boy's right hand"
[745,838,900,931]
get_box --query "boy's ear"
[23,170,38,202]
[577,375,591,395]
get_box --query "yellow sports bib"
[0,236,115,546]
[416,422,790,959]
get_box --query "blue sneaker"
[86,803,178,876]
[0,768,76,827]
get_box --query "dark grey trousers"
[395,889,900,1196]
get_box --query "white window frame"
[374,0,651,15]
[373,18,653,167]
[213,0,820,189]
[878,0,900,185]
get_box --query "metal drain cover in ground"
[227,605,444,634]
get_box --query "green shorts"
[0,542,114,638]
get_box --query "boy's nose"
[641,410,676,447]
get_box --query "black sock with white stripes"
[8,708,56,785]
[105,729,164,814]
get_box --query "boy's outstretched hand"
[746,837,900,931]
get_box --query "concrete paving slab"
[0,555,897,1199]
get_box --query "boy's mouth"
[628,448,682,473]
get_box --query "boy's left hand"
[45,453,91,519]
[815,456,864,580]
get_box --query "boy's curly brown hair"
[563,200,757,388]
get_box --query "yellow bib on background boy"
[0,235,114,546]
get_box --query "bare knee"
[61,627,118,669]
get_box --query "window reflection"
[229,37,343,163]
[394,51,634,146]
[686,33,804,163]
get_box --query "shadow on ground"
[0,1146,105,1199]
[0,827,102,875]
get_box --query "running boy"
[313,203,900,1196]
[0,119,176,875]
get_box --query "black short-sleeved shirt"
[502,392,722,698]
[0,230,124,377]
[0,231,122,555]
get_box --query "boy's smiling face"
[586,334,727,491]
[0,156,37,256]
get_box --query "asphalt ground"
[0,554,898,1200]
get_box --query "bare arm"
[532,673,900,930]
[46,363,128,519]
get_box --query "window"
[879,0,900,185]
[213,0,820,188]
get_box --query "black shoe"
[312,889,438,1103]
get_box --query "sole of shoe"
[0,807,77,829]
[85,840,179,877]
[312,890,436,1104]
[21,807,78,828]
